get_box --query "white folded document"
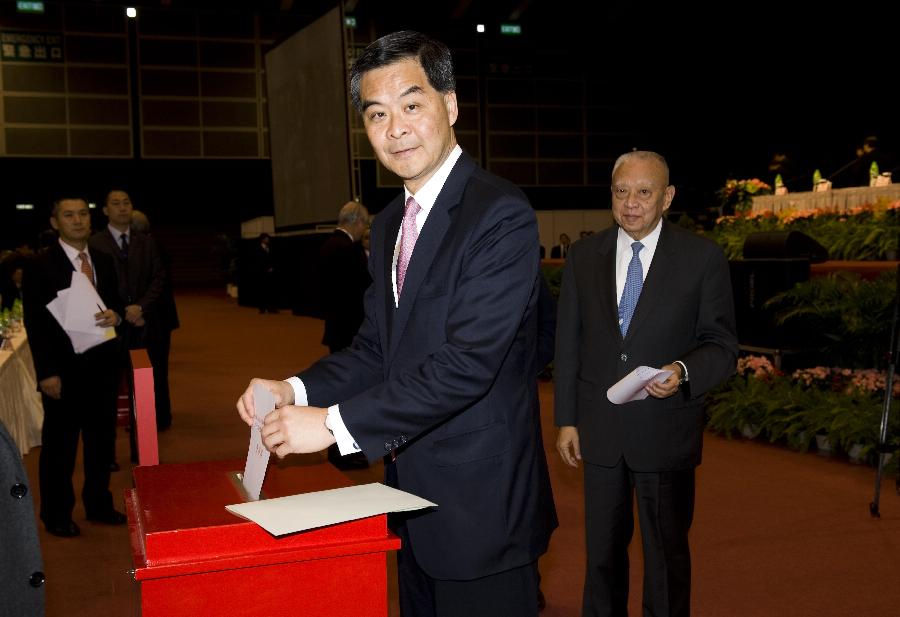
[226,482,437,536]
[46,272,115,354]
[607,366,674,404]
[240,383,274,501]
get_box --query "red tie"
[78,252,95,286]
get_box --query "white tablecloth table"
[752,184,900,215]
[0,330,43,455]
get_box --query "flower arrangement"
[717,178,772,215]
[706,355,900,467]
[708,199,900,260]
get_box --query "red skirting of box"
[127,460,400,617]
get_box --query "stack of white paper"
[46,271,116,354]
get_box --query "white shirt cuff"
[284,376,308,406]
[325,405,362,455]
[674,360,689,383]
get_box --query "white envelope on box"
[226,482,436,537]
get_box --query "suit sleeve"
[680,243,738,397]
[553,251,581,426]
[535,274,557,373]
[22,257,61,382]
[333,197,539,461]
[135,235,167,315]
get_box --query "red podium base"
[127,460,400,616]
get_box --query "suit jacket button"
[384,441,392,451]
[30,571,45,588]
[10,483,27,499]
[620,353,627,362]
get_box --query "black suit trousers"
[583,459,695,617]
[38,352,119,524]
[386,463,540,617]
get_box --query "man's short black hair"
[50,195,89,218]
[349,30,455,113]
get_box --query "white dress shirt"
[108,224,130,251]
[287,144,464,455]
[614,218,689,381]
[59,238,96,285]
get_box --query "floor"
[22,290,900,616]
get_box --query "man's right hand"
[236,378,294,426]
[39,376,62,400]
[557,426,582,468]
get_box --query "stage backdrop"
[265,6,352,231]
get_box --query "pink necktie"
[397,196,421,297]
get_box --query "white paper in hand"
[606,366,674,404]
[242,384,275,500]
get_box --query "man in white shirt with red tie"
[23,196,125,537]
[237,30,556,617]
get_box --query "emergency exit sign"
[500,24,522,35]
[16,1,45,13]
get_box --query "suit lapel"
[593,229,621,341]
[623,220,674,342]
[387,152,475,362]
[382,196,403,344]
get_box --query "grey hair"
[612,151,670,185]
[338,201,369,226]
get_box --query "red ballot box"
[126,459,401,617]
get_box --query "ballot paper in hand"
[241,383,274,501]
[45,271,116,354]
[607,366,674,404]
[226,482,437,536]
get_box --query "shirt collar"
[617,217,663,255]
[403,144,462,213]
[58,237,88,262]
[336,227,354,242]
[108,224,129,241]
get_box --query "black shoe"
[109,461,120,472]
[537,589,546,611]
[45,520,81,537]
[87,509,127,525]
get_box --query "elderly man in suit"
[237,30,556,617]
[555,151,738,617]
[318,200,371,354]
[0,419,45,615]
[23,197,126,537]
[90,190,174,431]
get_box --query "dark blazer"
[299,151,557,580]
[317,229,370,350]
[554,220,738,471]
[89,229,172,331]
[550,244,569,259]
[0,420,44,617]
[23,242,122,383]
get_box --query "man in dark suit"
[555,151,738,617]
[90,190,174,431]
[318,201,371,354]
[237,31,556,617]
[0,418,44,615]
[23,197,126,537]
[550,233,571,259]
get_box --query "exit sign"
[16,1,45,13]
[500,24,521,35]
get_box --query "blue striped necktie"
[618,241,644,336]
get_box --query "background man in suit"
[23,197,126,537]
[90,190,174,431]
[0,419,44,616]
[550,233,571,259]
[317,200,370,354]
[237,31,556,617]
[555,151,737,617]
